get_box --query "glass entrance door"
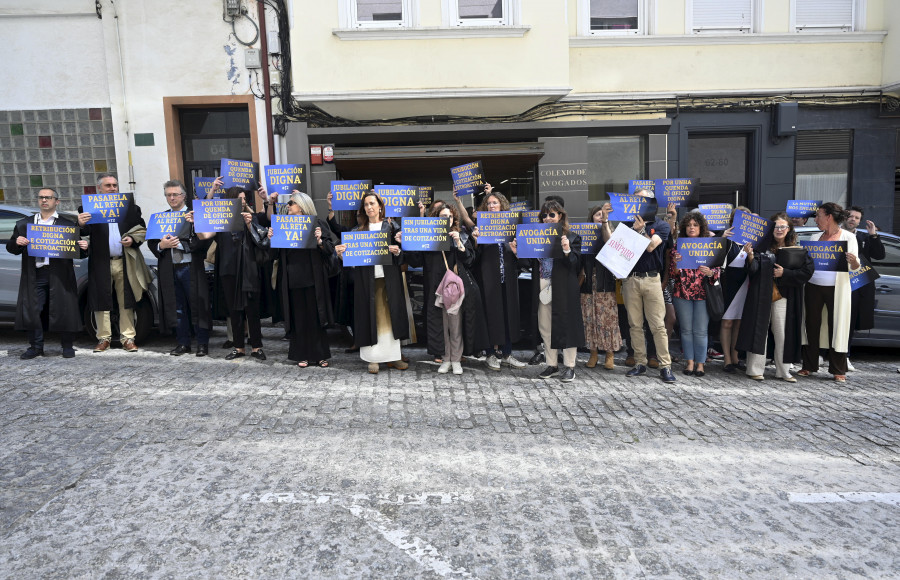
[688,133,749,208]
[179,108,252,197]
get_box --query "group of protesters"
[8,174,884,385]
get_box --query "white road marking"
[789,492,900,506]
[244,491,477,579]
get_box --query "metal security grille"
[795,130,852,159]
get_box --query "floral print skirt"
[580,291,622,352]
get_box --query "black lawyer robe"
[851,230,885,332]
[735,250,814,363]
[274,218,336,333]
[579,237,616,294]
[474,240,521,346]
[405,232,490,358]
[529,232,586,350]
[7,216,86,333]
[351,220,409,347]
[147,213,213,335]
[79,202,145,311]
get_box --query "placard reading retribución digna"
[475,211,519,244]
[26,223,80,259]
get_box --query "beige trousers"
[622,275,671,368]
[538,278,577,368]
[96,258,135,341]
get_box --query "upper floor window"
[342,0,417,28]
[688,0,755,34]
[792,0,864,32]
[579,0,646,36]
[444,0,518,27]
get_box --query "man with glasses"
[6,188,89,359]
[78,173,150,353]
[148,179,213,356]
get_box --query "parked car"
[0,203,158,343]
[796,226,900,347]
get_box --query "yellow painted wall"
[882,0,900,92]
[291,1,569,93]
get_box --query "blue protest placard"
[271,214,316,249]
[698,203,733,231]
[81,192,133,224]
[676,237,728,269]
[731,210,773,250]
[375,185,419,218]
[400,217,452,252]
[450,160,484,197]
[786,200,822,219]
[331,180,372,211]
[608,193,652,221]
[193,199,243,233]
[654,178,696,208]
[340,230,392,267]
[475,211,519,244]
[220,158,258,189]
[417,186,434,207]
[850,257,880,291]
[264,164,307,197]
[800,241,849,272]
[146,211,188,240]
[26,223,80,259]
[516,224,563,259]
[570,223,602,255]
[520,210,542,224]
[509,200,531,211]
[628,180,656,195]
[193,177,225,199]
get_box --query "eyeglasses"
[287,200,297,206]
[773,225,789,231]
[541,212,558,219]
[164,193,185,199]
[38,196,56,201]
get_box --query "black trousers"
[801,284,847,376]
[288,286,330,362]
[221,274,262,350]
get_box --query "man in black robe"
[7,188,88,358]
[147,179,213,356]
[78,173,148,353]
[843,206,885,368]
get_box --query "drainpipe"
[258,1,275,166]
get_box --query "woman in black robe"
[736,212,814,382]
[473,190,528,371]
[402,202,490,374]
[335,191,409,374]
[526,200,585,383]
[268,191,335,368]
[719,205,751,373]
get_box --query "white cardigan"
[801,229,859,353]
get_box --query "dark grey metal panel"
[537,137,589,222]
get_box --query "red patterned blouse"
[668,247,720,301]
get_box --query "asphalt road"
[1,327,898,578]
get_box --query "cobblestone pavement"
[1,326,898,578]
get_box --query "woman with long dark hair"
[528,200,584,382]
[189,185,267,361]
[473,190,527,371]
[799,202,861,382]
[720,205,751,372]
[668,212,720,377]
[335,191,409,374]
[402,202,489,374]
[737,212,814,381]
[268,191,335,368]
[579,204,621,370]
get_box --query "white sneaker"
[437,362,451,374]
[846,359,855,372]
[451,362,463,375]
[502,355,527,369]
[486,355,501,371]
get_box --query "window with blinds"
[794,0,856,32]
[691,0,753,33]
[590,0,640,33]
[795,131,853,209]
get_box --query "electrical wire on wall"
[225,0,259,46]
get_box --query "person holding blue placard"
[668,213,720,377]
[7,187,89,359]
[843,206,885,369]
[402,202,489,375]
[190,186,270,362]
[473,190,528,371]
[579,205,621,371]
[326,191,365,349]
[719,206,751,373]
[267,191,336,368]
[799,202,861,383]
[335,191,409,374]
[738,213,814,382]
[527,200,584,382]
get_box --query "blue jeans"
[673,297,709,364]
[174,264,209,347]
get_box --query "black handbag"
[247,221,271,263]
[704,276,724,321]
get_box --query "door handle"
[876,285,892,293]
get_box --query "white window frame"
[685,0,759,35]
[577,0,651,37]
[339,0,418,29]
[790,0,865,33]
[442,0,519,27]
